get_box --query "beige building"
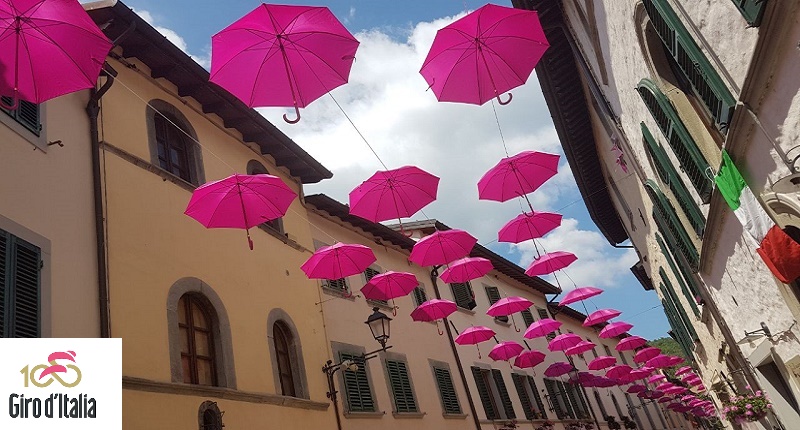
[514,0,800,428]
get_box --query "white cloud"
[134,9,210,69]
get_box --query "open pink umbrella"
[565,340,596,356]
[185,174,297,249]
[548,333,582,352]
[455,326,495,358]
[524,318,561,339]
[666,356,685,367]
[687,378,703,387]
[478,151,560,204]
[599,321,633,339]
[0,0,112,109]
[544,361,574,378]
[361,271,419,314]
[489,341,524,362]
[419,4,548,106]
[486,296,533,332]
[588,356,617,371]
[514,350,546,369]
[665,386,688,395]
[627,384,646,393]
[606,365,632,379]
[526,251,577,277]
[301,243,376,280]
[658,396,673,404]
[498,211,562,243]
[656,382,675,391]
[559,286,603,306]
[583,308,621,327]
[440,257,493,283]
[648,374,667,384]
[675,366,694,376]
[349,166,439,225]
[615,335,647,351]
[409,229,477,267]
[411,299,457,335]
[210,4,359,123]
[634,347,661,364]
[645,355,675,369]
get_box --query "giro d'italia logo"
[0,339,121,429]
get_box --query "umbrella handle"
[436,321,444,336]
[496,92,512,105]
[283,105,301,124]
[246,229,254,250]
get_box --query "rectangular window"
[471,366,499,420]
[451,282,476,310]
[484,285,508,323]
[491,369,516,419]
[0,228,41,338]
[520,309,535,327]
[656,234,700,317]
[323,278,349,293]
[537,308,556,340]
[543,378,567,419]
[603,345,613,357]
[512,373,546,420]
[433,366,462,415]
[386,359,417,413]
[364,267,388,306]
[618,350,629,366]
[412,286,428,307]
[731,0,767,27]
[1,97,41,136]
[340,353,375,412]
[564,382,590,419]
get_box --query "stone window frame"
[330,341,381,416]
[428,359,464,417]
[145,99,205,187]
[197,400,223,430]
[167,277,236,389]
[266,308,309,399]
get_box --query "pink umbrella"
[595,378,618,388]
[0,0,112,109]
[301,243,376,280]
[478,151,560,203]
[559,286,604,306]
[588,356,617,371]
[645,355,676,369]
[650,390,665,399]
[349,166,440,224]
[658,396,673,404]
[695,384,707,392]
[634,347,662,364]
[440,257,493,283]
[616,335,647,351]
[455,326,496,359]
[524,318,562,339]
[548,333,582,352]
[687,378,703,387]
[411,299,457,335]
[565,340,596,356]
[514,350,546,369]
[486,296,533,332]
[488,341,524,362]
[665,386,688,395]
[526,251,578,277]
[627,384,646,393]
[419,4,548,106]
[606,365,632,379]
[648,374,667,384]
[210,4,359,123]
[409,229,477,267]
[544,361,574,378]
[185,174,297,249]
[498,211,562,243]
[675,366,694,376]
[656,382,675,391]
[583,308,622,327]
[360,272,419,313]
[599,321,634,339]
[665,356,685,367]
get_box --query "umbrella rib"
[283,36,354,83]
[20,21,105,84]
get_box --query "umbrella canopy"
[675,366,694,376]
[210,4,359,123]
[547,333,582,352]
[650,390,665,399]
[648,374,667,384]
[454,326,495,345]
[634,347,662,364]
[478,151,560,202]
[513,350,546,369]
[658,397,673,404]
[409,229,477,267]
[599,321,634,339]
[410,299,457,322]
[615,335,647,351]
[360,271,419,301]
[606,365,632,379]
[665,386,688,395]
[666,356,685,367]
[583,308,622,327]
[0,0,112,108]
[565,340,596,356]
[656,382,675,391]
[440,257,493,283]
[595,377,618,388]
[559,286,604,307]
[486,296,533,317]
[627,384,646,393]
[524,318,561,339]
[526,251,578,277]
[543,361,574,378]
[349,166,440,223]
[588,356,617,371]
[488,341,524,361]
[419,4,548,105]
[686,377,703,387]
[498,211,562,243]
[301,242,377,280]
[645,355,676,369]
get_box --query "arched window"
[247,160,284,233]
[267,309,308,398]
[146,99,204,186]
[273,321,295,397]
[198,401,223,430]
[179,294,216,386]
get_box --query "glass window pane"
[181,356,192,383]
[192,304,209,329]
[197,358,214,385]
[179,327,190,354]
[195,331,210,356]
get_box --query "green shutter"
[0,232,7,336]
[364,268,388,305]
[412,287,427,307]
[485,286,508,323]
[566,383,590,419]
[731,0,767,27]
[656,234,701,317]
[642,0,737,131]
[642,122,706,236]
[341,353,375,412]
[543,379,565,419]
[434,367,462,415]
[492,369,516,419]
[451,282,475,310]
[555,380,574,419]
[520,309,535,327]
[637,80,712,202]
[326,278,348,292]
[386,360,417,413]
[661,298,694,358]
[527,376,546,420]
[659,269,699,341]
[645,180,700,270]
[0,230,40,338]
[1,97,41,136]
[512,373,535,419]
[472,366,499,419]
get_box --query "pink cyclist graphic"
[24,350,82,388]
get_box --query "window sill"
[443,413,468,419]
[392,411,425,419]
[493,318,511,326]
[456,307,476,315]
[366,299,394,311]
[344,411,385,419]
[321,287,356,301]
[257,223,306,252]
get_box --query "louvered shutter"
[471,367,499,419]
[433,367,462,415]
[326,278,349,292]
[537,308,556,340]
[485,286,508,323]
[566,383,589,419]
[0,232,7,336]
[543,379,565,419]
[645,181,699,270]
[1,98,41,136]
[386,360,417,413]
[341,353,374,412]
[520,309,534,327]
[364,268,388,305]
[512,373,535,419]
[11,238,40,338]
[656,234,700,317]
[451,283,475,310]
[659,270,699,341]
[731,0,767,26]
[412,287,427,307]
[491,369,515,419]
[527,376,546,419]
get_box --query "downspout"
[429,266,482,430]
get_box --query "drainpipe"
[429,266,482,430]
[86,63,118,338]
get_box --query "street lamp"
[365,307,391,350]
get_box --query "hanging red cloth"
[756,225,800,283]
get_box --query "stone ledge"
[343,411,385,419]
[442,413,468,420]
[392,411,426,419]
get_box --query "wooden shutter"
[0,230,40,338]
[471,366,499,419]
[451,283,475,310]
[386,360,417,413]
[555,380,575,419]
[325,278,348,292]
[433,367,462,415]
[1,98,41,136]
[491,369,515,419]
[412,287,427,307]
[655,234,701,317]
[659,269,699,341]
[543,379,565,419]
[642,0,736,131]
[0,232,6,336]
[566,383,589,419]
[731,0,767,26]
[341,353,374,412]
[527,376,546,419]
[512,373,535,419]
[364,268,388,305]
[536,308,556,340]
[520,309,535,327]
[645,180,699,270]
[485,286,508,323]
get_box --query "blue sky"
[99,0,670,340]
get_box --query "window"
[178,294,217,386]
[484,285,508,323]
[520,309,535,327]
[656,234,701,317]
[659,267,698,341]
[412,287,428,307]
[611,394,624,418]
[246,160,284,233]
[451,282,476,310]
[146,99,204,186]
[198,401,223,430]
[618,350,629,366]
[1,97,40,136]
[587,338,599,358]
[537,308,556,340]
[471,367,515,420]
[624,394,643,429]
[543,378,568,419]
[385,359,418,413]
[314,241,350,295]
[645,180,700,270]
[594,390,609,418]
[0,228,41,338]
[273,321,296,397]
[603,345,614,358]
[433,366,462,415]
[341,353,375,412]
[364,267,388,306]
[564,382,590,419]
[267,309,308,398]
[155,113,193,182]
[512,373,546,419]
[731,0,767,26]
